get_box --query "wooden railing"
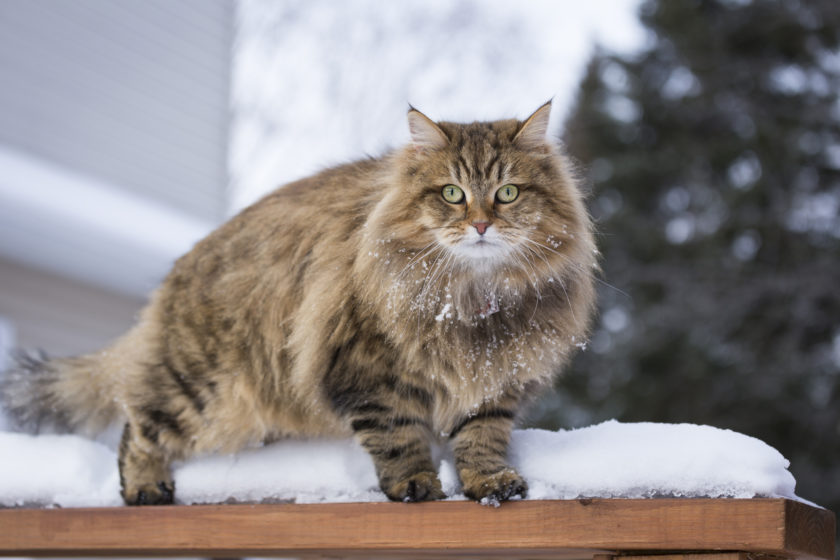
[0,498,834,559]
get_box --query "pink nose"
[473,222,490,235]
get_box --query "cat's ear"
[407,107,448,150]
[513,101,552,149]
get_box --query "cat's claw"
[462,468,528,503]
[124,481,175,506]
[385,471,446,502]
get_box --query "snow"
[435,303,453,322]
[0,421,801,508]
[511,422,796,500]
[0,432,121,508]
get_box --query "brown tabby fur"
[0,102,597,505]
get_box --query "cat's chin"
[449,240,510,267]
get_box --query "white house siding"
[0,257,145,358]
[0,1,233,357]
[0,0,233,222]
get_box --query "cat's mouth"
[452,237,510,261]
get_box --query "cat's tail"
[0,349,121,435]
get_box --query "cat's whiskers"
[509,230,602,279]
[514,237,568,278]
[411,249,455,330]
[376,240,444,320]
[558,276,578,323]
[553,252,628,298]
[515,235,628,299]
[509,234,583,323]
[508,245,543,322]
[523,241,578,323]
[394,240,441,282]
[428,251,457,309]
[508,243,541,289]
[418,243,450,302]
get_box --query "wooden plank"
[785,500,837,560]
[0,498,834,559]
[600,554,753,560]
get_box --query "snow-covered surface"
[0,421,800,508]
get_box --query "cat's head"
[376,101,594,279]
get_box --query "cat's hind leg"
[117,422,175,505]
[115,359,208,505]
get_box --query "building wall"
[0,1,233,361]
[0,0,233,222]
[0,257,145,361]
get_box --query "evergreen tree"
[541,0,840,529]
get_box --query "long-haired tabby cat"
[1,102,596,505]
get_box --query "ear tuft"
[407,108,448,149]
[513,101,552,150]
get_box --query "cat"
[0,101,597,505]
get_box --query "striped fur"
[0,103,597,505]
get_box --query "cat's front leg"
[449,396,527,503]
[354,412,445,502]
[326,371,445,502]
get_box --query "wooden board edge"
[0,498,833,559]
[784,499,836,560]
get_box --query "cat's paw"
[461,467,528,504]
[122,480,175,506]
[384,471,446,502]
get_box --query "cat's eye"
[441,184,465,204]
[496,184,519,203]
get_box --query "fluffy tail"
[0,350,121,435]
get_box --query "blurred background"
[0,0,837,541]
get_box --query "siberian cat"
[1,102,597,505]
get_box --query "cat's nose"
[473,222,491,235]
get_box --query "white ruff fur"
[447,224,513,264]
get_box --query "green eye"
[496,184,519,203]
[441,184,465,204]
